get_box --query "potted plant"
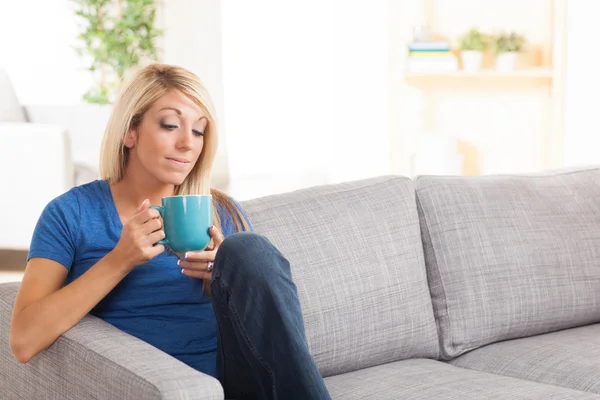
[71,0,163,104]
[492,32,525,72]
[459,28,488,72]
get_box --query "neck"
[111,163,175,210]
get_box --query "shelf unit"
[399,0,566,176]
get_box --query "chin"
[156,171,190,186]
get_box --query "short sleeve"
[27,191,80,271]
[218,196,254,238]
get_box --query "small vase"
[496,52,518,72]
[461,51,483,72]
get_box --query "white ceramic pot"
[496,52,518,72]
[461,51,483,72]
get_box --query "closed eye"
[192,130,204,137]
[161,123,178,131]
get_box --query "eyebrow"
[159,107,207,121]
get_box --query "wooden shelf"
[392,0,567,177]
[405,67,553,80]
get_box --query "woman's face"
[124,91,207,186]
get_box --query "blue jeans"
[210,232,332,400]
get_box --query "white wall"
[0,0,91,105]
[221,0,391,199]
[563,0,600,167]
[330,0,390,183]
[159,0,230,189]
[220,1,333,180]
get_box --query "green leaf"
[73,0,162,103]
[459,28,489,51]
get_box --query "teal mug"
[150,195,213,253]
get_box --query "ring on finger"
[207,261,214,271]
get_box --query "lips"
[166,157,191,167]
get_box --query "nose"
[176,128,194,150]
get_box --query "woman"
[9,64,331,400]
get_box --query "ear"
[123,127,137,149]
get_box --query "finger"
[135,207,161,224]
[210,226,225,247]
[177,259,211,271]
[182,250,214,262]
[181,268,212,280]
[148,230,166,245]
[143,218,163,234]
[149,244,166,257]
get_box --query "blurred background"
[0,0,596,281]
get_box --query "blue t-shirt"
[27,179,252,377]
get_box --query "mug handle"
[149,205,169,245]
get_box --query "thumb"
[210,226,225,247]
[136,199,150,213]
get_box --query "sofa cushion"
[324,358,600,399]
[450,323,600,395]
[0,69,26,122]
[416,167,600,359]
[242,176,439,377]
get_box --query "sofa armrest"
[0,282,224,400]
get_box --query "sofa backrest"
[242,176,439,377]
[416,167,600,360]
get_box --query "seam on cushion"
[415,185,454,361]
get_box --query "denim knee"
[214,232,289,284]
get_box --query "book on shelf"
[406,40,458,73]
[408,41,450,51]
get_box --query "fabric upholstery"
[0,282,223,400]
[416,167,600,359]
[451,323,600,394]
[242,176,439,377]
[325,358,600,399]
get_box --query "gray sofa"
[3,167,600,399]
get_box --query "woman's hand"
[111,199,165,271]
[178,226,224,279]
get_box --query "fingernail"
[181,269,185,274]
[177,260,181,266]
[184,252,190,259]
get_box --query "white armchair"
[23,103,110,185]
[0,123,73,249]
[0,69,108,250]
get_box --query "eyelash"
[160,122,204,137]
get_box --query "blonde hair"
[99,64,250,291]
